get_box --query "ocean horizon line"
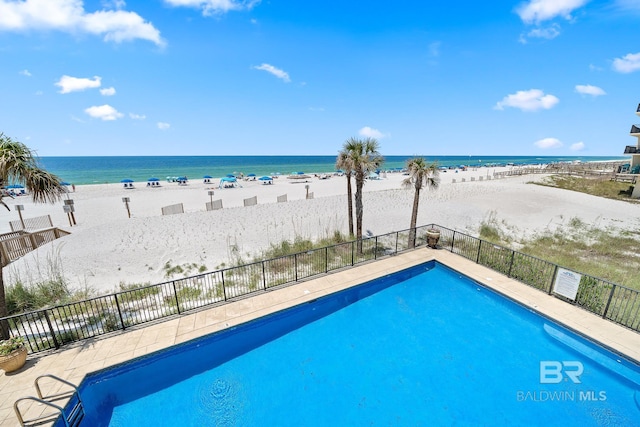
[38,154,628,186]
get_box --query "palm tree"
[344,137,383,253]
[402,157,439,248]
[0,133,65,338]
[336,149,355,237]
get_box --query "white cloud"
[84,104,123,120]
[494,89,559,112]
[129,113,146,120]
[523,24,560,40]
[0,0,164,46]
[612,52,640,73]
[19,69,31,76]
[164,0,260,16]
[516,0,588,24]
[575,84,605,96]
[157,122,170,130]
[102,0,126,9]
[100,87,116,96]
[359,126,387,139]
[570,141,585,151]
[534,137,563,149]
[252,63,290,82]
[56,75,101,94]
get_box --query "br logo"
[540,361,583,384]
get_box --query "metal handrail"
[35,374,81,401]
[14,396,68,427]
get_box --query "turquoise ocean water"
[39,155,627,185]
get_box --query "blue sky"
[1,0,640,156]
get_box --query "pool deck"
[1,248,639,426]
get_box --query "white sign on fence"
[553,268,581,301]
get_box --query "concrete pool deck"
[1,248,639,426]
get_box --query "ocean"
[38,155,627,186]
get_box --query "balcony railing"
[1,224,639,354]
[631,125,640,134]
[624,146,639,154]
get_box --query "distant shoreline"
[39,155,628,186]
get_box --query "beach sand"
[2,167,639,294]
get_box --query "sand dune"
[2,167,639,294]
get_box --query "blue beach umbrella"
[203,175,212,179]
[5,184,24,189]
[121,179,134,183]
[148,177,159,182]
[60,181,71,186]
[226,174,235,178]
[247,173,256,177]
[259,176,272,181]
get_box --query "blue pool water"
[74,262,640,426]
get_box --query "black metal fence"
[2,224,639,354]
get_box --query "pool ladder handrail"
[14,374,84,427]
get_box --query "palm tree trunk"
[346,173,354,237]
[355,173,364,254]
[408,187,421,248]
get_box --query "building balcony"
[637,103,640,116]
[631,125,640,136]
[624,145,639,154]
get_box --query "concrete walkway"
[1,248,638,426]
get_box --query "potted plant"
[0,336,28,373]
[426,228,441,249]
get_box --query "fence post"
[221,270,227,301]
[601,284,617,319]
[172,281,181,314]
[507,251,515,278]
[43,310,60,350]
[395,232,399,254]
[262,261,267,290]
[351,241,354,266]
[325,247,328,273]
[113,294,126,330]
[295,253,299,281]
[451,231,456,252]
[548,265,558,295]
[374,236,378,260]
[476,240,482,264]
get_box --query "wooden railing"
[0,228,71,266]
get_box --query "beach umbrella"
[60,181,71,186]
[121,179,134,183]
[259,176,272,181]
[177,176,187,181]
[5,184,24,189]
[247,173,256,177]
[148,178,159,182]
[226,174,235,178]
[203,175,212,179]
[220,177,237,182]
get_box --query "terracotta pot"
[426,229,441,249]
[0,346,27,373]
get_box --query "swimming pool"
[70,261,640,426]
